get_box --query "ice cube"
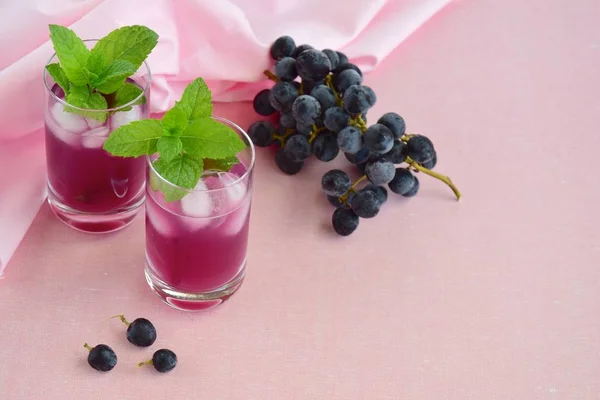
[146,195,178,237]
[222,196,251,236]
[179,179,214,230]
[45,112,80,147]
[110,106,142,130]
[81,126,110,149]
[86,117,104,129]
[50,102,88,133]
[218,172,246,207]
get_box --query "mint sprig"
[104,77,247,202]
[47,24,158,121]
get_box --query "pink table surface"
[2,0,600,398]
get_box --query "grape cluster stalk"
[248,36,461,236]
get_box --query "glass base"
[144,257,246,311]
[47,189,144,234]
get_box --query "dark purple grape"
[332,207,359,236]
[406,135,435,164]
[337,126,362,154]
[323,49,340,70]
[323,106,350,133]
[248,120,275,147]
[344,147,369,164]
[270,36,296,60]
[363,124,394,154]
[321,169,351,196]
[402,175,420,197]
[279,111,296,129]
[312,132,339,162]
[364,159,396,185]
[292,44,313,58]
[388,168,416,195]
[421,151,437,169]
[253,89,276,116]
[363,184,388,204]
[292,95,322,125]
[296,49,332,81]
[274,57,298,81]
[269,81,298,111]
[284,134,312,162]
[333,51,349,73]
[301,79,324,95]
[350,190,381,218]
[333,69,362,94]
[342,85,375,114]
[335,63,363,77]
[377,112,405,138]
[310,85,336,111]
[381,140,406,164]
[275,148,304,175]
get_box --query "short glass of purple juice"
[145,117,255,311]
[43,42,151,233]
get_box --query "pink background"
[1,0,600,398]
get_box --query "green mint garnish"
[47,24,158,120]
[48,25,90,86]
[114,83,146,111]
[156,136,183,163]
[45,63,70,95]
[90,25,159,69]
[104,77,247,202]
[177,78,213,120]
[65,85,108,122]
[101,119,163,156]
[92,60,137,94]
[179,118,246,159]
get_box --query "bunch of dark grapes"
[249,36,461,236]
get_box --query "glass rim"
[43,39,152,113]
[146,116,256,194]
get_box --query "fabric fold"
[0,0,452,275]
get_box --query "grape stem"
[273,128,295,146]
[138,360,154,368]
[405,157,461,200]
[349,115,368,132]
[308,125,327,144]
[110,314,131,327]
[339,175,368,204]
[324,74,344,106]
[84,343,93,352]
[263,70,279,82]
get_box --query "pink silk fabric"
[0,0,451,274]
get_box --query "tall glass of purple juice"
[145,117,255,311]
[43,42,151,233]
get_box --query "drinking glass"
[43,40,151,233]
[144,117,255,311]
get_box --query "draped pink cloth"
[0,0,451,274]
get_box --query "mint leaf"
[86,51,106,76]
[46,63,70,95]
[153,154,203,202]
[203,156,239,172]
[65,85,108,122]
[48,25,90,86]
[93,60,136,94]
[180,118,246,159]
[103,119,163,156]
[161,104,188,135]
[91,25,158,70]
[178,78,212,121]
[113,83,145,110]
[156,136,183,163]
